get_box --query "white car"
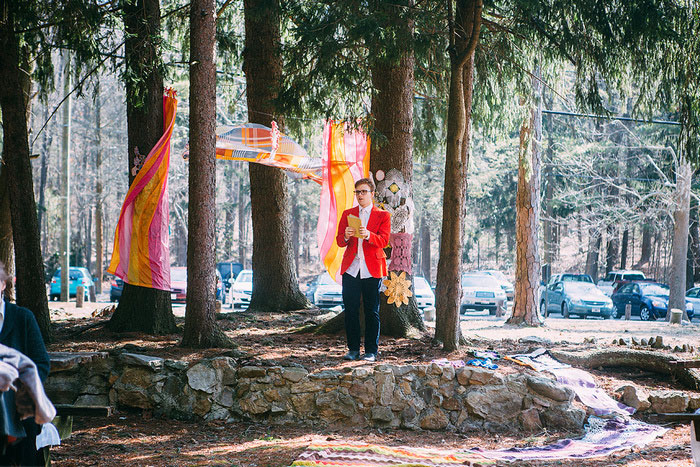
[597,270,646,296]
[413,276,435,309]
[685,287,700,320]
[229,269,252,309]
[482,270,514,301]
[461,273,507,315]
[313,273,343,308]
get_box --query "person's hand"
[345,227,355,239]
[358,226,370,239]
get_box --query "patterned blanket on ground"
[290,442,494,466]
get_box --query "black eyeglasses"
[354,189,371,195]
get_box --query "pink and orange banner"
[107,90,177,290]
[317,121,371,283]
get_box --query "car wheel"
[489,308,497,316]
[540,301,548,318]
[562,302,570,319]
[640,305,651,321]
[612,305,622,319]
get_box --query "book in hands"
[347,215,363,238]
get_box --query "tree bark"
[37,103,50,252]
[585,226,601,282]
[237,177,247,267]
[506,68,542,327]
[620,228,629,270]
[636,224,653,267]
[0,169,13,301]
[434,0,481,351]
[0,12,52,340]
[243,0,308,313]
[94,82,104,294]
[605,225,618,274]
[108,0,176,334]
[369,12,425,338]
[59,54,71,302]
[420,215,431,282]
[542,101,554,267]
[182,0,232,348]
[668,157,692,318]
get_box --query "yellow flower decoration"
[383,271,413,307]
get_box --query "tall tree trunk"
[237,177,247,267]
[59,54,71,302]
[585,226,601,282]
[542,98,554,267]
[0,170,13,300]
[243,0,308,312]
[94,82,104,294]
[37,103,50,250]
[668,157,692,318]
[636,224,653,267]
[291,182,300,278]
[369,22,425,338]
[506,68,542,327]
[620,228,629,270]
[605,225,618,274]
[108,0,176,334]
[182,0,232,348]
[420,215,431,282]
[435,0,482,351]
[0,12,52,340]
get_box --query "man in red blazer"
[335,178,391,362]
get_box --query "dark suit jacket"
[336,205,391,278]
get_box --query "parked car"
[460,273,507,315]
[170,266,188,303]
[311,273,343,308]
[413,276,435,309]
[685,287,700,320]
[482,270,514,301]
[611,281,695,321]
[597,270,646,296]
[109,276,124,302]
[216,270,225,304]
[540,280,613,319]
[229,269,253,309]
[49,267,94,301]
[217,261,244,294]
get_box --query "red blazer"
[336,205,391,278]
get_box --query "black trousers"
[342,272,381,354]
[0,419,48,466]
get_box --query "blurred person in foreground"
[0,262,50,466]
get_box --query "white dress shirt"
[345,205,373,279]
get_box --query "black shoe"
[362,353,377,362]
[343,351,361,361]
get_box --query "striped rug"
[290,441,495,466]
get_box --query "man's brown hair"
[355,178,375,192]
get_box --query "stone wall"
[44,352,700,432]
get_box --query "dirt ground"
[46,300,700,466]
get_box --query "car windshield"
[623,273,646,281]
[462,275,498,287]
[414,277,430,289]
[318,274,336,285]
[171,268,187,282]
[237,271,252,283]
[564,282,597,293]
[641,283,669,296]
[486,271,507,281]
[562,274,592,283]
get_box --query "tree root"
[550,348,700,390]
